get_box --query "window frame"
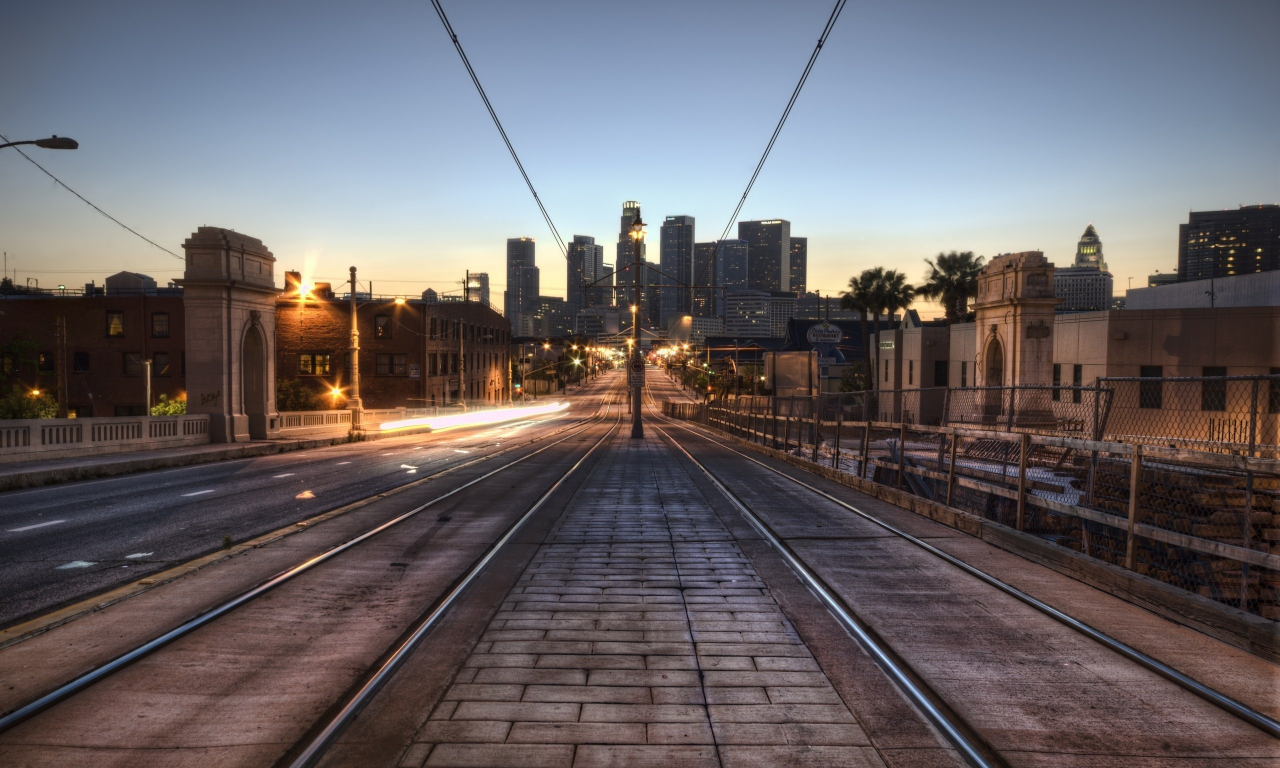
[123,352,144,377]
[73,352,91,373]
[373,314,392,339]
[298,352,331,376]
[151,312,171,338]
[1201,366,1227,412]
[106,310,125,338]
[153,351,171,377]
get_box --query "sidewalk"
[0,435,350,492]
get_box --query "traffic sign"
[408,364,421,380]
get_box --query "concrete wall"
[1125,270,1280,310]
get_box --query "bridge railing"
[0,415,211,464]
[677,394,1280,623]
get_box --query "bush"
[151,394,187,416]
[0,387,58,419]
[275,379,343,411]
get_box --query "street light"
[0,135,79,151]
[628,212,645,439]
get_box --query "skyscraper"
[1177,205,1280,281]
[566,235,605,314]
[615,201,645,309]
[737,219,791,293]
[1075,224,1106,269]
[505,237,536,320]
[692,242,717,318]
[466,272,490,307]
[789,237,807,295]
[659,215,695,328]
[714,239,749,318]
[1054,224,1113,312]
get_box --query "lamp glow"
[380,402,570,433]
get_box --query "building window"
[374,314,392,339]
[124,352,144,376]
[73,352,91,373]
[299,353,331,375]
[1201,366,1227,411]
[1072,365,1083,404]
[1052,364,1061,401]
[960,362,967,388]
[38,352,55,372]
[376,353,407,376]
[908,360,914,386]
[151,312,170,338]
[153,352,171,376]
[1269,368,1280,414]
[883,359,889,382]
[1138,366,1163,409]
[933,360,948,387]
[106,311,125,337]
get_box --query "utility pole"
[144,359,152,416]
[348,267,363,429]
[630,212,645,438]
[56,316,68,418]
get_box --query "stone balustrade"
[0,415,211,464]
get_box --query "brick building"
[0,288,510,417]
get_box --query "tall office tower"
[789,237,807,295]
[692,242,717,317]
[505,237,536,319]
[615,201,646,309]
[1177,204,1280,281]
[515,266,540,332]
[1075,224,1106,269]
[566,235,605,315]
[659,215,695,328]
[601,262,615,307]
[737,219,791,293]
[713,239,749,318]
[1054,224,1113,311]
[466,272,490,306]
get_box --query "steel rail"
[658,414,1280,742]
[286,407,624,767]
[0,384,622,735]
[650,420,999,768]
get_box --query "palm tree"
[872,270,915,389]
[917,251,985,325]
[840,269,879,390]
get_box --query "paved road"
[0,381,610,629]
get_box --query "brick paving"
[399,435,888,768]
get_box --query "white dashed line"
[7,520,66,532]
[337,462,352,465]
[125,552,154,559]
[273,473,295,478]
[181,490,215,497]
[57,561,95,570]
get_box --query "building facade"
[692,242,717,318]
[504,237,538,322]
[615,201,645,309]
[789,236,807,295]
[714,239,749,318]
[566,235,605,315]
[737,219,790,293]
[1054,225,1113,311]
[659,215,695,328]
[1177,204,1280,282]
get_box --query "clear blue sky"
[3,0,1277,315]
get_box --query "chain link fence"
[694,388,1280,621]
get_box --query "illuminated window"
[374,314,392,339]
[106,311,125,337]
[299,353,331,375]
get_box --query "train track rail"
[0,379,625,749]
[643,386,1279,767]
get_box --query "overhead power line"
[0,132,185,262]
[695,0,848,292]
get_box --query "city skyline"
[2,0,1277,317]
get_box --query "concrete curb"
[677,417,1280,665]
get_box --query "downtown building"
[659,215,695,329]
[566,235,606,317]
[738,219,791,293]
[1177,204,1280,282]
[504,237,539,331]
[1054,224,1114,311]
[789,237,807,295]
[724,291,797,339]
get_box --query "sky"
[2,0,1278,317]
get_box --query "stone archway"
[243,324,267,439]
[983,335,1004,420]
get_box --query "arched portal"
[243,325,267,439]
[983,336,1005,420]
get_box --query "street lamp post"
[629,213,645,439]
[348,267,363,430]
[0,136,78,151]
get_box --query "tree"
[870,270,915,390]
[917,251,985,325]
[841,269,879,391]
[151,393,187,416]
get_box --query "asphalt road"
[0,382,611,630]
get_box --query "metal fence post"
[860,422,871,480]
[945,429,958,507]
[783,413,791,454]
[1125,443,1142,570]
[811,407,821,463]
[1016,433,1030,531]
[896,421,907,490]
[941,386,951,428]
[833,414,842,468]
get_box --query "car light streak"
[380,402,569,433]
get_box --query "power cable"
[0,132,185,262]
[693,0,848,293]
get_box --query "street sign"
[408,364,420,380]
[629,357,646,386]
[806,321,843,344]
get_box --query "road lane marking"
[336,461,351,465]
[57,561,95,570]
[454,449,470,454]
[125,552,153,559]
[6,519,67,529]
[181,490,215,497]
[273,473,295,478]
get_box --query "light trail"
[378,402,570,433]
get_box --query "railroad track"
[642,383,1279,767]
[0,377,627,768]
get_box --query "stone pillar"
[178,227,282,443]
[972,251,1060,426]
